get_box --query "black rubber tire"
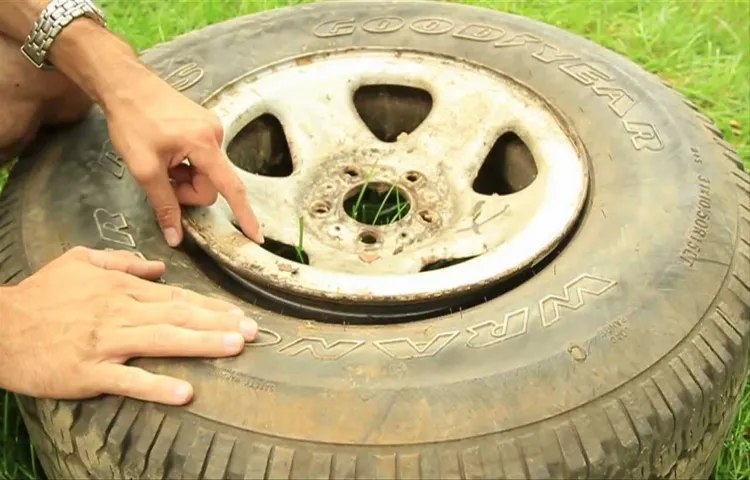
[1,2,749,479]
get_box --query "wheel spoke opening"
[232,222,309,265]
[342,181,411,225]
[420,257,477,272]
[226,113,293,177]
[353,84,433,142]
[472,132,538,196]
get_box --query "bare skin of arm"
[0,1,263,405]
[0,1,263,246]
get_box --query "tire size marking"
[96,140,125,179]
[680,166,712,267]
[254,274,617,361]
[214,367,276,393]
[93,208,136,248]
[312,17,664,152]
[599,317,628,343]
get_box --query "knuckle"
[189,130,218,153]
[69,361,86,380]
[166,303,192,326]
[69,245,90,255]
[111,249,137,259]
[201,114,223,138]
[67,245,92,260]
[132,163,161,183]
[227,180,247,198]
[149,328,168,347]
[100,297,121,316]
[107,272,134,290]
[191,330,216,349]
[86,323,103,355]
[199,127,218,145]
[170,287,190,303]
[209,117,224,140]
[213,123,225,142]
[112,371,136,395]
[154,203,180,224]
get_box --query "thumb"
[134,159,184,247]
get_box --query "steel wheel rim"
[183,48,590,307]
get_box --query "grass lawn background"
[1,0,748,479]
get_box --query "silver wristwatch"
[21,0,107,70]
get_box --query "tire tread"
[0,4,747,480]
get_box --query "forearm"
[0,287,24,392]
[0,0,156,114]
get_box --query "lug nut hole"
[344,165,361,178]
[311,200,332,216]
[359,232,379,245]
[418,209,437,224]
[405,171,421,183]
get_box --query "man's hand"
[0,5,264,247]
[0,247,258,405]
[105,72,264,247]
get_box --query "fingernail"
[240,319,258,339]
[164,227,180,247]
[255,232,265,245]
[174,382,192,403]
[230,306,245,317]
[224,332,245,351]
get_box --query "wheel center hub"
[299,154,448,266]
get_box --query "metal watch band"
[20,0,107,70]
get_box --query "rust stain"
[358,253,381,264]
[294,56,314,66]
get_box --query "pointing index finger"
[190,146,264,244]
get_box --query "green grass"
[1,0,749,479]
[0,392,37,480]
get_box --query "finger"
[103,324,246,358]
[169,164,218,206]
[129,282,246,314]
[125,301,258,341]
[133,153,184,247]
[97,364,194,405]
[189,147,264,244]
[86,248,165,280]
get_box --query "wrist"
[45,18,153,112]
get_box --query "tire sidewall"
[13,1,740,444]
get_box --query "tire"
[2,1,749,479]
